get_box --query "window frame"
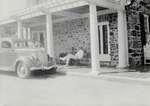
[144,14,150,45]
[97,22,111,61]
[31,31,46,48]
[144,14,150,33]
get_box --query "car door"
[0,41,17,71]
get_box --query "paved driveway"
[0,70,150,106]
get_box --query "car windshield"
[14,41,43,49]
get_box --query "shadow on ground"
[129,65,150,72]
[98,65,150,75]
[0,71,17,77]
[0,69,66,79]
[31,69,66,79]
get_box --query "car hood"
[15,48,48,66]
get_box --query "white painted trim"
[84,0,124,10]
[38,7,51,14]
[27,28,31,40]
[98,21,111,61]
[89,4,100,72]
[144,14,150,33]
[50,1,88,13]
[46,13,55,57]
[0,0,88,26]
[0,19,16,26]
[53,9,117,23]
[28,9,117,27]
[117,10,129,68]
[98,9,117,16]
[99,54,111,61]
[100,24,104,54]
[17,21,23,39]
[54,11,82,18]
[0,0,119,26]
[23,27,27,39]
[107,22,111,56]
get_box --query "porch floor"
[57,65,150,79]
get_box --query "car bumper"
[30,65,57,71]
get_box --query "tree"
[126,0,150,10]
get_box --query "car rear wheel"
[17,62,31,78]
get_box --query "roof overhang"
[84,0,125,10]
[0,0,124,26]
[0,0,88,25]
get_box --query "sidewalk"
[57,66,150,85]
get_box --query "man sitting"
[60,47,84,66]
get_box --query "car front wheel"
[17,62,31,78]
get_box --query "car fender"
[14,56,33,72]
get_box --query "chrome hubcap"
[20,66,26,74]
[18,63,27,76]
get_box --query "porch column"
[89,4,100,73]
[17,21,23,39]
[118,10,129,68]
[23,27,27,39]
[46,13,55,58]
[27,28,31,40]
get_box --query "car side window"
[1,41,12,48]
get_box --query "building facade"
[126,0,150,66]
[0,0,149,72]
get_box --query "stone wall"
[126,0,148,66]
[53,18,90,58]
[126,11,143,66]
[98,13,118,66]
[53,13,119,67]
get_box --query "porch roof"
[0,0,125,26]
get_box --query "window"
[144,14,150,34]
[32,31,45,47]
[98,22,110,61]
[1,41,12,48]
[98,22,110,55]
[144,14,150,45]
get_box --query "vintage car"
[0,38,57,78]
